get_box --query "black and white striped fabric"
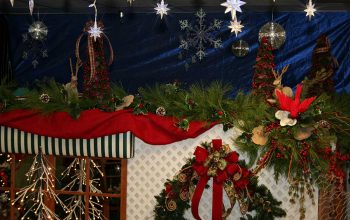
[0,126,135,158]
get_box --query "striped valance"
[0,126,135,158]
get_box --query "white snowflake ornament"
[178,9,222,64]
[304,0,316,21]
[228,17,244,36]
[154,0,170,19]
[221,0,246,19]
[88,21,103,42]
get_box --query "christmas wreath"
[154,140,286,220]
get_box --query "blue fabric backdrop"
[5,12,350,94]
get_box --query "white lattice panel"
[127,125,318,220]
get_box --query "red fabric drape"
[0,109,215,145]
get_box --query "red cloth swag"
[0,109,215,145]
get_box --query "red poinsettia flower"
[276,84,316,118]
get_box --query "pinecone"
[39,93,51,103]
[156,106,166,116]
[317,120,331,129]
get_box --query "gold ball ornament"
[259,22,286,50]
[251,126,268,146]
[232,40,249,57]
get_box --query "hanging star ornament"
[88,21,103,41]
[228,17,244,36]
[221,0,246,19]
[304,0,316,21]
[154,0,170,19]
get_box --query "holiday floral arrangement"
[232,36,350,219]
[232,84,350,218]
[153,139,286,220]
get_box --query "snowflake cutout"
[88,21,103,41]
[22,26,48,69]
[178,8,222,67]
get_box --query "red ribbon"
[191,139,239,220]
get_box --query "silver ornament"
[28,21,48,41]
[258,22,286,50]
[232,40,249,57]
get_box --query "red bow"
[276,84,316,118]
[191,139,240,220]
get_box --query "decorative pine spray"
[252,37,276,99]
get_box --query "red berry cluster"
[265,122,280,133]
[293,142,312,175]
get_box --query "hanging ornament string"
[88,0,103,41]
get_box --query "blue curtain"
[5,12,350,94]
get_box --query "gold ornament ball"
[28,21,48,41]
[232,40,249,57]
[259,22,286,49]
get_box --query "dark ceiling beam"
[0,0,349,14]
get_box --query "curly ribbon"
[191,139,239,220]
